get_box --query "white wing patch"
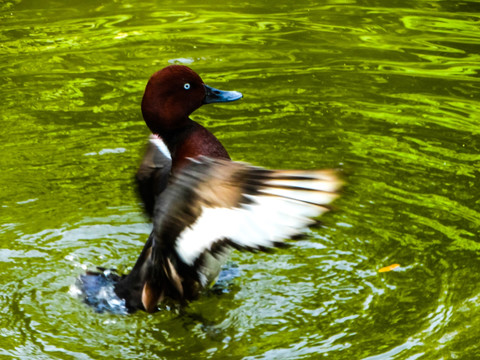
[175,190,337,267]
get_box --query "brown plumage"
[111,147,343,312]
[78,66,342,314]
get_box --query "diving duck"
[78,66,342,313]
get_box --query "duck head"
[141,65,242,134]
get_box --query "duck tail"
[113,233,185,313]
[141,252,185,312]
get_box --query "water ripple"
[1,0,480,358]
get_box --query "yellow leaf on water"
[378,264,400,273]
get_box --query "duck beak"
[203,84,243,104]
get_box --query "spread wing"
[136,135,172,218]
[153,157,343,286]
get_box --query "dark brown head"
[141,65,242,134]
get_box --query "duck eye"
[184,83,191,90]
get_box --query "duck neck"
[153,118,197,157]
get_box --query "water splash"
[74,269,129,315]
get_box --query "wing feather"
[168,159,342,270]
[136,135,172,217]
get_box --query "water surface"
[1,0,480,358]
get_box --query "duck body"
[114,147,342,313]
[78,66,343,314]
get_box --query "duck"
[78,66,342,313]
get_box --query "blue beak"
[203,84,243,104]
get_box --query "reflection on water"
[1,0,480,358]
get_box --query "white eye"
[184,83,191,90]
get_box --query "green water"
[1,0,480,358]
